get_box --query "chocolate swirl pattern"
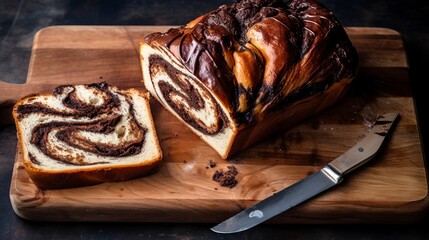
[142,49,236,157]
[140,0,358,158]
[13,82,162,189]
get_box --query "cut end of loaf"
[13,82,162,189]
[139,42,238,159]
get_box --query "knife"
[211,112,399,234]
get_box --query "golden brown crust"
[22,157,161,189]
[229,78,352,156]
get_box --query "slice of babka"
[13,82,162,189]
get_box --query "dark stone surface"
[1,0,428,239]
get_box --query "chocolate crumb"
[183,160,187,163]
[212,165,238,188]
[206,159,216,169]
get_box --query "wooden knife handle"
[328,112,399,175]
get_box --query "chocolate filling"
[16,82,121,120]
[31,114,145,165]
[28,153,40,165]
[23,83,147,166]
[149,56,228,135]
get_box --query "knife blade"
[211,112,399,234]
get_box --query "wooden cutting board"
[2,26,428,223]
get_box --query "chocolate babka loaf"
[140,0,358,158]
[13,82,162,189]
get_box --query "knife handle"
[328,112,399,175]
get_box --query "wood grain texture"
[5,26,428,223]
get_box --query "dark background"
[1,0,428,239]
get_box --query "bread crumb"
[212,165,238,188]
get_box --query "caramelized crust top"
[144,0,358,125]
